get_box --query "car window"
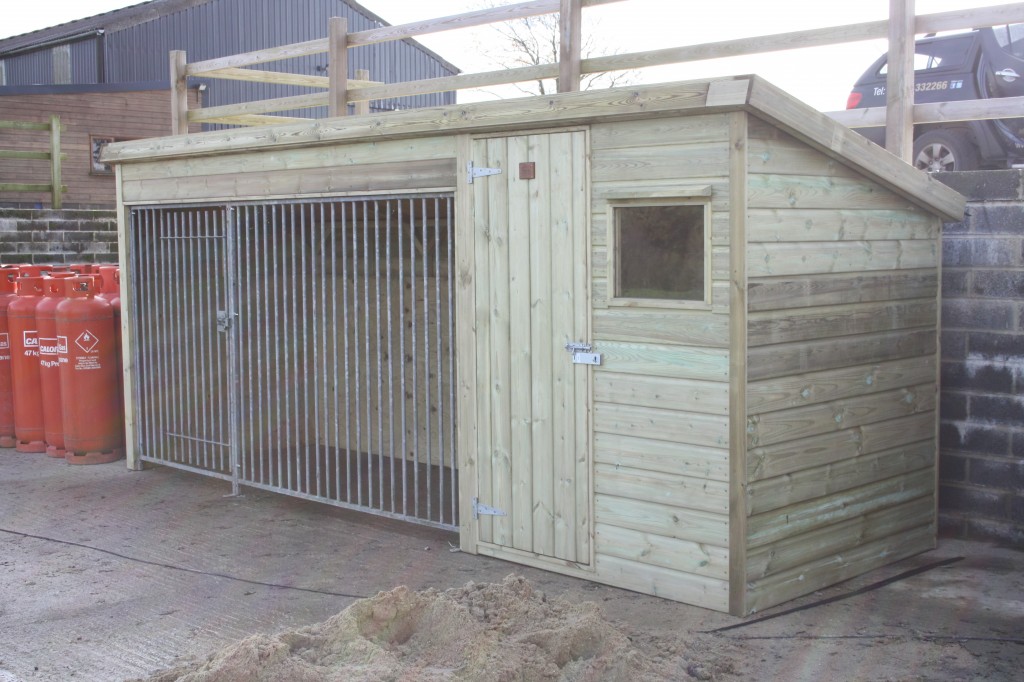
[875,35,974,77]
[879,54,943,75]
[992,23,1024,58]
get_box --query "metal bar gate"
[129,195,458,529]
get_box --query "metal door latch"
[472,497,507,519]
[564,341,602,366]
[216,310,237,332]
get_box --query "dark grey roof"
[0,0,460,73]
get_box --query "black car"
[847,23,1024,171]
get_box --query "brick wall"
[937,170,1023,547]
[0,208,118,265]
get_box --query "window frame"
[606,193,713,310]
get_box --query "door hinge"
[565,341,602,366]
[472,497,507,519]
[467,161,502,184]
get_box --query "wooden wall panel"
[742,122,940,614]
[588,114,733,602]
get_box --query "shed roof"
[103,74,966,221]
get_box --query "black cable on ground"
[0,526,368,600]
[705,556,965,634]
[722,633,1024,644]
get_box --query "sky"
[0,0,1017,110]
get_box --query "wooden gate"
[467,130,592,566]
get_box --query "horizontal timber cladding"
[744,521,936,614]
[741,120,941,613]
[119,137,459,205]
[585,114,732,611]
[747,269,938,312]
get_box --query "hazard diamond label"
[75,330,100,353]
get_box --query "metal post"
[225,207,241,496]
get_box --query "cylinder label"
[75,356,102,371]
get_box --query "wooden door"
[469,131,591,565]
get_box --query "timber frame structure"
[105,74,965,615]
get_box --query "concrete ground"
[1,451,1021,681]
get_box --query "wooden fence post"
[49,115,62,210]
[170,50,189,135]
[885,0,915,162]
[355,69,370,116]
[329,17,349,117]
[558,0,582,93]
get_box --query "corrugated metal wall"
[2,0,457,115]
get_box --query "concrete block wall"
[0,208,118,265]
[937,171,1024,547]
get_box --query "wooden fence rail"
[0,115,66,209]
[169,0,1024,163]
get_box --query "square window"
[614,203,707,303]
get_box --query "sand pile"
[143,575,717,681]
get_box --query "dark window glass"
[615,204,705,301]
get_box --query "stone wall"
[0,208,117,265]
[936,170,1023,547]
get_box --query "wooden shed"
[104,75,965,616]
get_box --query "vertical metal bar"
[183,211,195,467]
[183,210,197,467]
[435,196,444,523]
[410,199,420,517]
[258,205,269,485]
[205,209,218,471]
[289,204,300,492]
[165,210,179,464]
[226,207,240,496]
[331,202,342,501]
[447,197,457,524]
[212,209,226,474]
[374,200,384,511]
[422,197,432,521]
[342,201,353,504]
[256,205,268,483]
[398,199,408,516]
[300,204,311,495]
[385,200,395,513]
[199,209,212,469]
[353,200,363,506]
[316,203,326,498]
[363,200,374,507]
[151,209,164,462]
[243,206,255,483]
[273,205,284,489]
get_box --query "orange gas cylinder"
[8,276,47,452]
[37,274,76,458]
[0,269,20,447]
[95,266,123,418]
[56,276,123,464]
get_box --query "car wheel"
[912,129,980,172]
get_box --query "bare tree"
[474,4,635,97]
